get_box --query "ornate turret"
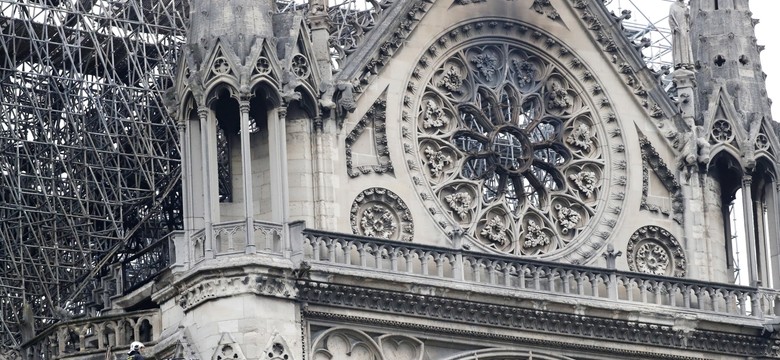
[187,0,276,66]
[688,0,780,288]
[690,0,772,129]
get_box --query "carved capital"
[743,175,753,187]
[238,100,251,113]
[197,107,210,120]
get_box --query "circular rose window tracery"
[412,39,613,258]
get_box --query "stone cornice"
[151,256,297,308]
[305,311,702,360]
[175,273,297,311]
[297,280,779,358]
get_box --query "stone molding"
[337,0,680,141]
[639,134,684,224]
[305,314,705,360]
[345,89,393,177]
[176,274,296,311]
[297,280,778,358]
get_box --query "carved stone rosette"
[401,20,627,262]
[627,226,686,277]
[351,188,414,241]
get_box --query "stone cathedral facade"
[17,0,780,359]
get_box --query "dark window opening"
[215,127,232,203]
[212,89,239,203]
[715,55,726,67]
[739,55,749,65]
[715,0,719,10]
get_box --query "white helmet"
[129,341,145,354]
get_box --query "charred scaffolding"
[0,0,397,349]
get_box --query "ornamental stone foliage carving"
[639,135,684,224]
[627,226,686,277]
[177,275,296,311]
[351,188,414,241]
[402,21,627,262]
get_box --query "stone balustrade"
[189,220,285,264]
[302,229,780,320]
[21,310,160,360]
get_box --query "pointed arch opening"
[210,87,240,204]
[708,151,744,283]
[749,158,779,288]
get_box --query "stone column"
[312,118,325,229]
[239,99,256,253]
[269,107,290,224]
[199,107,215,258]
[741,176,759,286]
[771,182,780,288]
[177,119,190,235]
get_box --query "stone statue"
[669,0,694,70]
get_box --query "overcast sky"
[751,1,777,119]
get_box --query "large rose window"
[413,42,608,257]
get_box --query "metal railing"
[122,238,172,294]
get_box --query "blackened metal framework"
[0,0,674,350]
[0,0,188,348]
[0,0,395,349]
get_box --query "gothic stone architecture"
[10,0,780,359]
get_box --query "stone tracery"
[627,226,687,277]
[409,38,618,257]
[351,188,414,241]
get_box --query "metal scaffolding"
[0,0,188,348]
[0,0,673,349]
[606,0,675,70]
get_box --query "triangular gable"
[273,13,322,114]
[273,15,319,83]
[334,0,676,118]
[202,40,240,85]
[211,333,247,360]
[246,38,282,83]
[754,116,780,161]
[262,332,294,360]
[703,84,748,147]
